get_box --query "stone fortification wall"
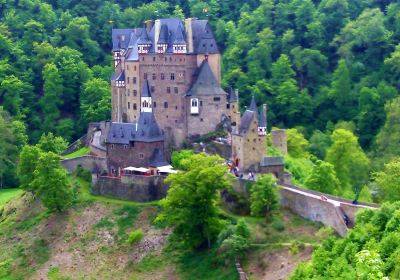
[280,187,349,236]
[92,175,169,202]
[61,134,88,156]
[61,156,107,174]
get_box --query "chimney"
[145,20,153,33]
[185,18,195,53]
[154,19,161,45]
[263,104,267,130]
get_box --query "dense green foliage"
[373,158,400,202]
[18,144,73,212]
[304,159,340,195]
[157,153,232,249]
[216,219,251,263]
[290,202,400,279]
[249,174,279,216]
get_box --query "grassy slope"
[0,178,237,280]
[0,188,23,207]
[62,147,90,159]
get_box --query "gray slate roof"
[260,156,284,167]
[259,107,267,128]
[238,110,255,135]
[228,88,238,103]
[249,95,257,112]
[149,149,168,167]
[107,112,163,144]
[111,70,125,81]
[142,80,151,97]
[112,18,218,54]
[186,60,227,96]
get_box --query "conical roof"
[258,106,267,127]
[249,95,257,112]
[158,24,169,44]
[186,60,227,96]
[173,24,186,45]
[142,80,151,97]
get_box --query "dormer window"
[157,44,168,54]
[173,44,187,54]
[138,44,151,54]
[191,98,199,115]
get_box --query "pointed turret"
[138,28,152,54]
[141,80,152,113]
[173,24,187,54]
[157,24,169,53]
[258,104,267,136]
[249,95,257,112]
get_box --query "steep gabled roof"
[112,29,133,50]
[149,149,168,167]
[141,80,151,97]
[137,28,152,45]
[186,60,227,96]
[238,110,255,136]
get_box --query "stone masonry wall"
[61,156,107,174]
[92,175,169,202]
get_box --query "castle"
[75,18,285,200]
[111,18,239,149]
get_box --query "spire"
[158,24,169,44]
[259,104,267,128]
[141,80,152,113]
[249,95,257,112]
[228,88,238,103]
[142,80,151,97]
[173,24,186,45]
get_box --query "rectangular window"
[133,103,137,110]
[164,102,168,108]
[124,145,128,149]
[144,73,148,80]
[152,73,156,80]
[153,102,156,108]
[133,90,137,96]
[226,104,230,109]
[128,102,130,109]
[213,97,221,102]
[134,65,137,71]
[153,57,156,62]
[170,73,175,80]
[111,144,114,149]
[161,73,165,80]
[127,77,130,84]
[200,101,203,106]
[139,153,144,159]
[151,86,155,93]
[133,77,137,84]
[174,87,178,94]
[167,87,171,94]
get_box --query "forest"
[0,0,400,278]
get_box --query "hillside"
[0,176,330,280]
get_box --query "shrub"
[127,229,144,245]
[271,216,285,232]
[75,165,92,183]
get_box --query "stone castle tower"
[231,96,267,171]
[111,18,238,147]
